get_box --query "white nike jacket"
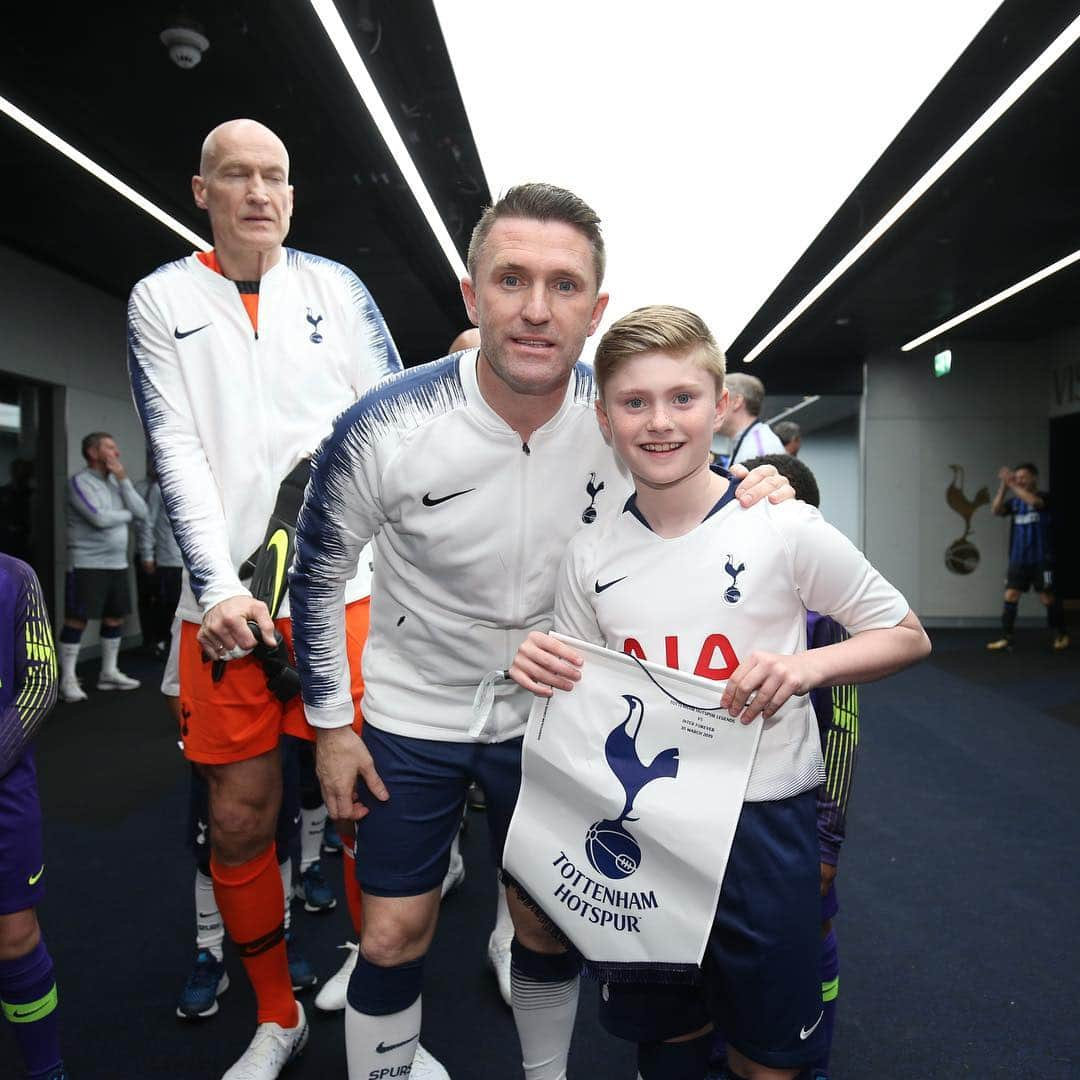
[290,351,630,742]
[127,249,400,621]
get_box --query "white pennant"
[504,634,762,973]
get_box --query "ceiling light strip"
[901,247,1080,351]
[767,395,821,424]
[0,93,211,252]
[740,12,1080,365]
[309,0,468,280]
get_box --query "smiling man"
[289,183,793,1080]
[126,119,407,1080]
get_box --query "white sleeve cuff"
[197,583,253,615]
[304,701,357,730]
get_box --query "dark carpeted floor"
[3,629,1078,1078]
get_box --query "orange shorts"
[177,598,369,765]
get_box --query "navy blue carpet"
[2,628,1077,1078]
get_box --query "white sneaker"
[313,941,358,1012]
[486,930,512,1007]
[413,1044,451,1080]
[59,678,88,703]
[221,1001,308,1079]
[97,669,141,691]
[440,849,465,899]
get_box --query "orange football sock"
[211,845,298,1027]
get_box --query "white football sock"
[194,869,224,960]
[512,967,579,1080]
[100,635,121,676]
[344,996,421,1080]
[300,806,327,873]
[494,874,513,940]
[59,642,80,682]
[280,858,292,931]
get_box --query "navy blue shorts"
[0,749,45,914]
[353,725,523,897]
[64,568,131,621]
[599,790,826,1070]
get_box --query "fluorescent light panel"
[767,396,821,424]
[741,12,1080,365]
[902,247,1080,351]
[309,0,468,280]
[0,94,210,252]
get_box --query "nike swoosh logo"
[422,488,475,507]
[266,528,290,614]
[594,576,627,593]
[376,1034,419,1053]
[800,1011,824,1039]
[27,864,44,885]
[197,911,217,919]
[174,323,212,339]
[11,1001,50,1020]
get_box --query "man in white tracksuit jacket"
[290,183,792,1080]
[125,119,430,1080]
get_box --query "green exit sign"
[933,349,952,377]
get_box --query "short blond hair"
[593,305,725,398]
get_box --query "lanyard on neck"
[728,419,760,465]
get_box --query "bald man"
[447,327,481,353]
[127,120,421,1080]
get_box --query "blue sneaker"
[295,860,337,913]
[321,819,343,856]
[286,932,318,992]
[176,949,229,1019]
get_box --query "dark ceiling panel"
[728,0,1080,390]
[0,0,490,364]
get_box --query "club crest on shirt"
[584,695,679,881]
[723,555,746,605]
[582,472,605,524]
[306,307,324,344]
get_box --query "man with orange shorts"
[126,118,414,1080]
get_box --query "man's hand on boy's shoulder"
[729,462,795,506]
[510,631,584,697]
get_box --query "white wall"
[799,415,859,545]
[713,415,862,545]
[0,245,145,643]
[862,342,1050,622]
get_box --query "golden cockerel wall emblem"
[944,465,990,574]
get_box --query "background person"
[986,462,1068,652]
[135,466,184,659]
[59,432,147,702]
[736,452,856,1080]
[770,420,801,456]
[717,373,786,465]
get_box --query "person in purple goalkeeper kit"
[0,552,64,1080]
[716,452,856,1080]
